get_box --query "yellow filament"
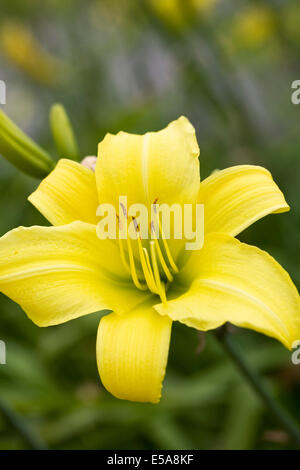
[118,237,130,274]
[143,248,156,290]
[126,236,147,291]
[150,241,167,304]
[153,238,173,282]
[137,237,157,293]
[116,213,170,304]
[159,222,179,273]
[152,213,179,273]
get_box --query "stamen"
[116,215,130,273]
[137,237,157,293]
[153,238,173,282]
[116,204,171,305]
[151,214,179,274]
[160,282,167,306]
[126,236,147,291]
[120,202,127,217]
[132,217,139,232]
[118,237,130,274]
[156,217,179,273]
[142,247,156,288]
[132,217,157,293]
[150,241,167,304]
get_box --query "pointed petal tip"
[199,164,291,237]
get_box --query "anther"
[120,202,127,218]
[132,216,139,232]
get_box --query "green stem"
[0,397,47,450]
[215,327,300,448]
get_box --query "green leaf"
[220,383,263,450]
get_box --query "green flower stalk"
[0,108,54,178]
[50,103,80,161]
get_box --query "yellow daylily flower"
[0,116,299,404]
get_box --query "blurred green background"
[0,0,299,450]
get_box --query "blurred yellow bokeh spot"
[0,21,63,85]
[149,0,218,29]
[232,7,275,48]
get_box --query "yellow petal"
[0,221,148,326]
[96,116,200,210]
[28,159,99,226]
[155,234,300,349]
[198,165,289,236]
[97,304,172,403]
